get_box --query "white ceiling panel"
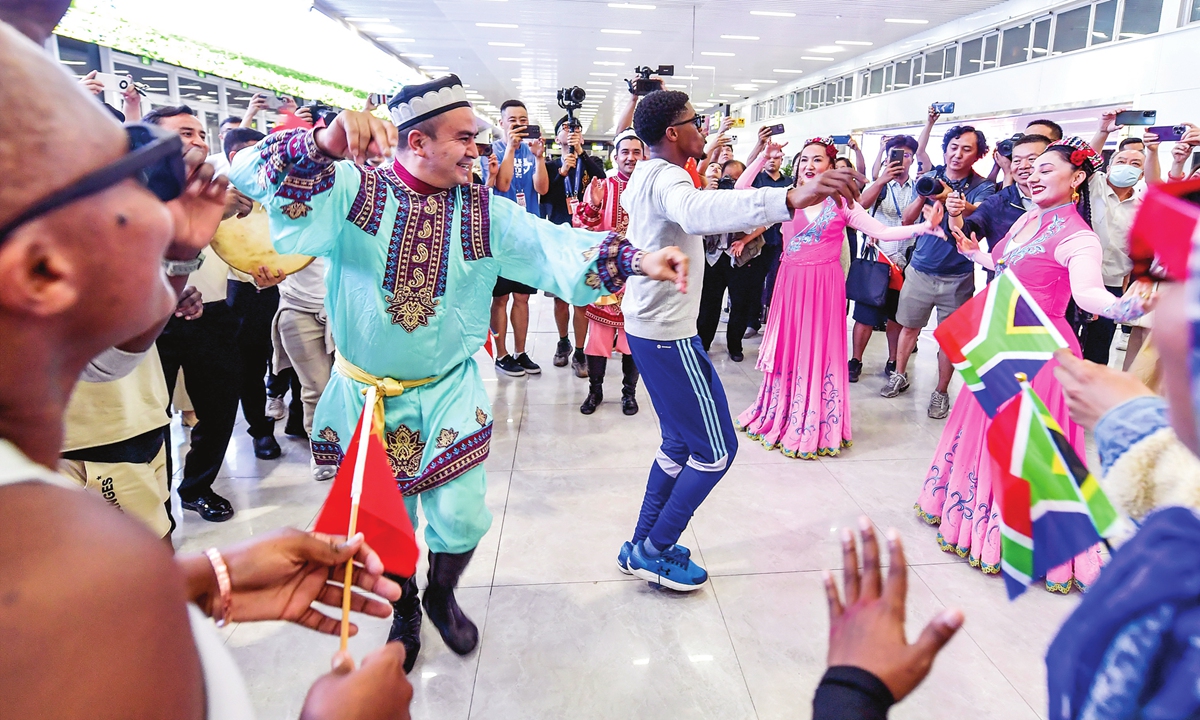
[316,0,1009,135]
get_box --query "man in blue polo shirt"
[482,99,549,378]
[881,125,995,419]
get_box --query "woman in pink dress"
[915,138,1151,593]
[735,138,941,459]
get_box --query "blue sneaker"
[617,542,634,574]
[628,542,708,592]
[620,541,691,575]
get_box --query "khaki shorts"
[60,444,171,538]
[895,267,975,330]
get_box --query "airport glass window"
[57,36,100,79]
[178,77,220,106]
[1000,23,1031,66]
[981,33,1000,70]
[910,56,924,85]
[1092,0,1117,45]
[923,49,944,82]
[1031,17,1052,58]
[894,58,912,88]
[960,37,984,74]
[883,64,894,92]
[824,81,837,105]
[1192,0,1200,22]
[868,66,885,95]
[1119,0,1163,38]
[227,87,257,119]
[1053,5,1092,54]
[945,45,957,77]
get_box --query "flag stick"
[340,385,378,653]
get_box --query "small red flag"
[313,407,418,578]
[483,330,496,359]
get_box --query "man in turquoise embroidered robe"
[228,75,687,672]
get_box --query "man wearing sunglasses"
[616,90,866,592]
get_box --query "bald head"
[0,0,70,43]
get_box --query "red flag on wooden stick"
[313,400,418,578]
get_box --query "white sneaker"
[311,458,337,482]
[265,396,287,420]
[1115,332,1129,351]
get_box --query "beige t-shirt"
[189,246,230,303]
[63,351,170,452]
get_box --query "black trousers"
[697,253,766,356]
[1078,285,1124,366]
[157,301,241,500]
[751,243,783,330]
[227,280,280,439]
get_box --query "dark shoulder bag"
[846,243,890,307]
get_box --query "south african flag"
[986,378,1120,599]
[934,271,1069,417]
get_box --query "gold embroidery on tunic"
[385,424,426,479]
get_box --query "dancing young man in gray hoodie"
[617,90,865,590]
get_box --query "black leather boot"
[385,573,422,673]
[580,355,606,415]
[621,354,639,416]
[423,549,479,655]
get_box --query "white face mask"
[1108,163,1143,188]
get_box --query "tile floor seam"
[706,575,762,720]
[909,565,1047,720]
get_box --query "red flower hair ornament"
[805,136,838,160]
[1048,137,1102,174]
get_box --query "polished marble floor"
[174,295,1093,720]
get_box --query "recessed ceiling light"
[835,40,873,46]
[885,18,929,24]
[701,51,735,57]
[593,61,625,66]
[718,93,741,98]
[664,83,688,88]
[597,46,633,52]
[721,35,759,40]
[587,81,613,85]
[800,56,835,61]
[608,2,656,8]
[419,65,450,70]
[773,68,804,73]
[601,28,641,34]
[750,79,778,83]
[685,64,716,70]
[476,22,518,28]
[807,46,846,53]
[401,52,434,58]
[489,41,525,47]
[671,75,699,80]
[750,10,795,17]
[732,84,759,90]
[589,72,618,76]
[377,38,415,43]
[498,57,531,62]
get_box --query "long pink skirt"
[737,259,852,459]
[914,356,1102,593]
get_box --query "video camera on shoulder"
[627,65,674,96]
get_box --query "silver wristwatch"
[162,253,204,277]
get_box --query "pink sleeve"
[1056,231,1116,315]
[735,153,769,190]
[842,202,931,241]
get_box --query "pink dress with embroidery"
[737,197,930,458]
[915,204,1117,593]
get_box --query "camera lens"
[915,176,940,197]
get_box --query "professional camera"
[557,85,586,144]
[996,132,1023,159]
[304,101,338,127]
[626,65,674,96]
[916,170,969,198]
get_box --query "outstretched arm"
[914,106,939,175]
[735,152,769,190]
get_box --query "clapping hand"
[825,518,964,703]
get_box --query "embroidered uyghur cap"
[387,74,471,131]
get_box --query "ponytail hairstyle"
[1043,137,1103,228]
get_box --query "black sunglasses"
[0,124,185,242]
[668,115,705,131]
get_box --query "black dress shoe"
[253,435,281,459]
[621,395,639,415]
[580,388,602,415]
[180,491,235,522]
[283,418,307,439]
[729,351,744,363]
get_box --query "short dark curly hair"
[633,90,690,146]
[942,125,988,157]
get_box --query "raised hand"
[825,518,964,702]
[951,226,980,255]
[314,110,399,166]
[1098,107,1127,133]
[923,200,945,231]
[787,167,865,209]
[167,147,230,253]
[587,177,606,207]
[639,247,690,293]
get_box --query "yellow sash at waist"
[333,352,440,437]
